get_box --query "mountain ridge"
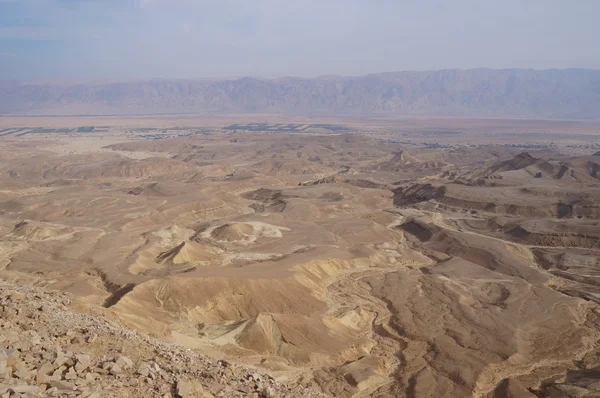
[2,68,600,118]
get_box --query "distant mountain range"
[1,69,600,119]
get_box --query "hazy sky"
[1,0,599,80]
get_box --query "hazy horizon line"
[3,67,600,85]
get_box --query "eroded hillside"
[0,130,599,397]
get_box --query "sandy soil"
[0,122,599,397]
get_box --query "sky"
[1,0,599,80]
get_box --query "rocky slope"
[2,69,600,118]
[0,280,325,398]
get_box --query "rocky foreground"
[0,281,325,398]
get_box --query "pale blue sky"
[1,0,599,80]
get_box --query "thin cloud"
[1,0,600,80]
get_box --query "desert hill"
[1,130,600,397]
[372,150,443,172]
[458,151,600,183]
[0,280,324,397]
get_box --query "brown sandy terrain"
[0,119,599,397]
